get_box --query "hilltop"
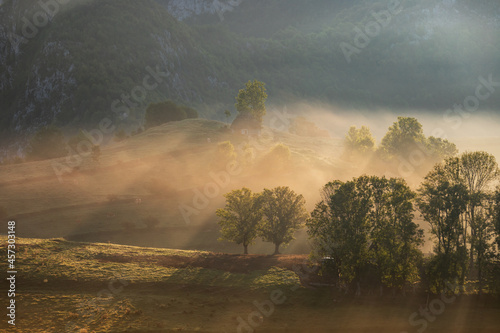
[0,118,343,253]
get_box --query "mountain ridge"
[1,0,499,155]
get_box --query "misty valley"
[1,0,500,332]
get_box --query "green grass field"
[1,237,499,333]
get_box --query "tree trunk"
[469,206,475,272]
[273,243,281,255]
[478,258,483,295]
[243,244,248,255]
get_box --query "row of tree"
[344,116,458,163]
[217,186,307,255]
[417,151,499,294]
[217,151,500,294]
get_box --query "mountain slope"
[1,0,499,154]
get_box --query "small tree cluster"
[216,186,307,255]
[343,117,458,166]
[307,176,424,293]
[343,125,376,158]
[417,151,499,293]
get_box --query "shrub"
[144,100,198,129]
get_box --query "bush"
[144,101,198,129]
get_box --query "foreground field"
[1,237,499,332]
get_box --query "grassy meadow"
[1,237,499,332]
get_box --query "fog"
[4,104,499,255]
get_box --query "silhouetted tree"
[235,80,267,125]
[343,125,375,158]
[217,188,263,255]
[259,186,307,255]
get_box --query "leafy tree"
[216,188,263,254]
[308,176,373,289]
[235,80,268,125]
[425,136,458,160]
[370,177,424,291]
[26,126,67,161]
[379,117,425,159]
[308,176,423,293]
[224,109,231,122]
[180,105,198,119]
[494,187,500,253]
[458,151,498,291]
[417,163,469,293]
[259,186,307,255]
[343,125,375,157]
[261,143,291,172]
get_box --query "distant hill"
[1,0,499,153]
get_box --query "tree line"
[217,151,500,295]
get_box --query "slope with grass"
[0,118,343,254]
[1,237,499,333]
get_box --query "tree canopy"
[259,186,308,254]
[235,80,268,125]
[216,188,263,255]
[308,176,423,293]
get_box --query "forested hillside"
[1,0,499,152]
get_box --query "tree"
[417,163,469,293]
[370,177,424,291]
[308,177,373,289]
[379,117,425,159]
[26,126,67,161]
[343,125,375,158]
[308,176,423,293]
[144,100,198,129]
[259,186,307,255]
[458,151,498,292]
[216,188,263,254]
[224,109,231,122]
[235,80,268,125]
[425,136,458,160]
[260,143,291,173]
[494,187,500,253]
